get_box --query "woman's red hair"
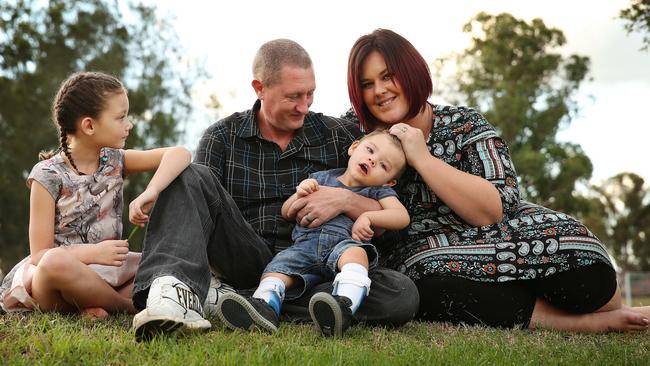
[347,29,432,131]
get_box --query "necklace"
[59,151,83,175]
[424,103,434,142]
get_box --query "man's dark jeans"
[132,164,419,326]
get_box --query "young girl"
[0,71,191,318]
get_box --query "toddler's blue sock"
[253,276,286,315]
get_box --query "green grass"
[1,314,649,365]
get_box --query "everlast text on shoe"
[176,286,202,313]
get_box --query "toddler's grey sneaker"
[309,292,353,337]
[216,292,279,333]
[203,275,236,318]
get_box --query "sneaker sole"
[204,285,237,318]
[216,293,278,333]
[133,309,211,342]
[309,293,343,337]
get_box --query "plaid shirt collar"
[236,100,327,151]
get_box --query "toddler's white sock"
[333,262,371,314]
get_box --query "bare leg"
[594,286,623,312]
[603,286,650,319]
[337,247,368,270]
[81,307,109,320]
[530,295,649,332]
[31,248,136,314]
[82,273,136,319]
[261,273,296,288]
[116,277,135,299]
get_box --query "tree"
[0,0,204,271]
[585,173,650,271]
[438,12,592,216]
[620,0,650,51]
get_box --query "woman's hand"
[94,240,129,266]
[389,123,504,226]
[389,123,430,168]
[129,187,158,227]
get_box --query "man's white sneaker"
[203,275,236,318]
[133,276,211,342]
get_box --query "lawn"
[1,313,648,365]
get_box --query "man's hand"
[352,214,374,242]
[287,186,349,228]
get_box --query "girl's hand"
[389,123,430,167]
[296,179,319,197]
[352,214,374,242]
[129,187,158,227]
[95,240,129,266]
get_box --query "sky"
[151,0,650,185]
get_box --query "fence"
[620,271,650,306]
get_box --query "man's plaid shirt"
[195,100,362,253]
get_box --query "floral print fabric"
[0,148,128,311]
[28,148,125,245]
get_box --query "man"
[131,39,418,341]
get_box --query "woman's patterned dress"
[348,104,612,283]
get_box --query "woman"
[344,28,650,332]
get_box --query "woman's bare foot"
[531,298,649,333]
[625,305,650,320]
[81,307,109,320]
[583,308,649,332]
